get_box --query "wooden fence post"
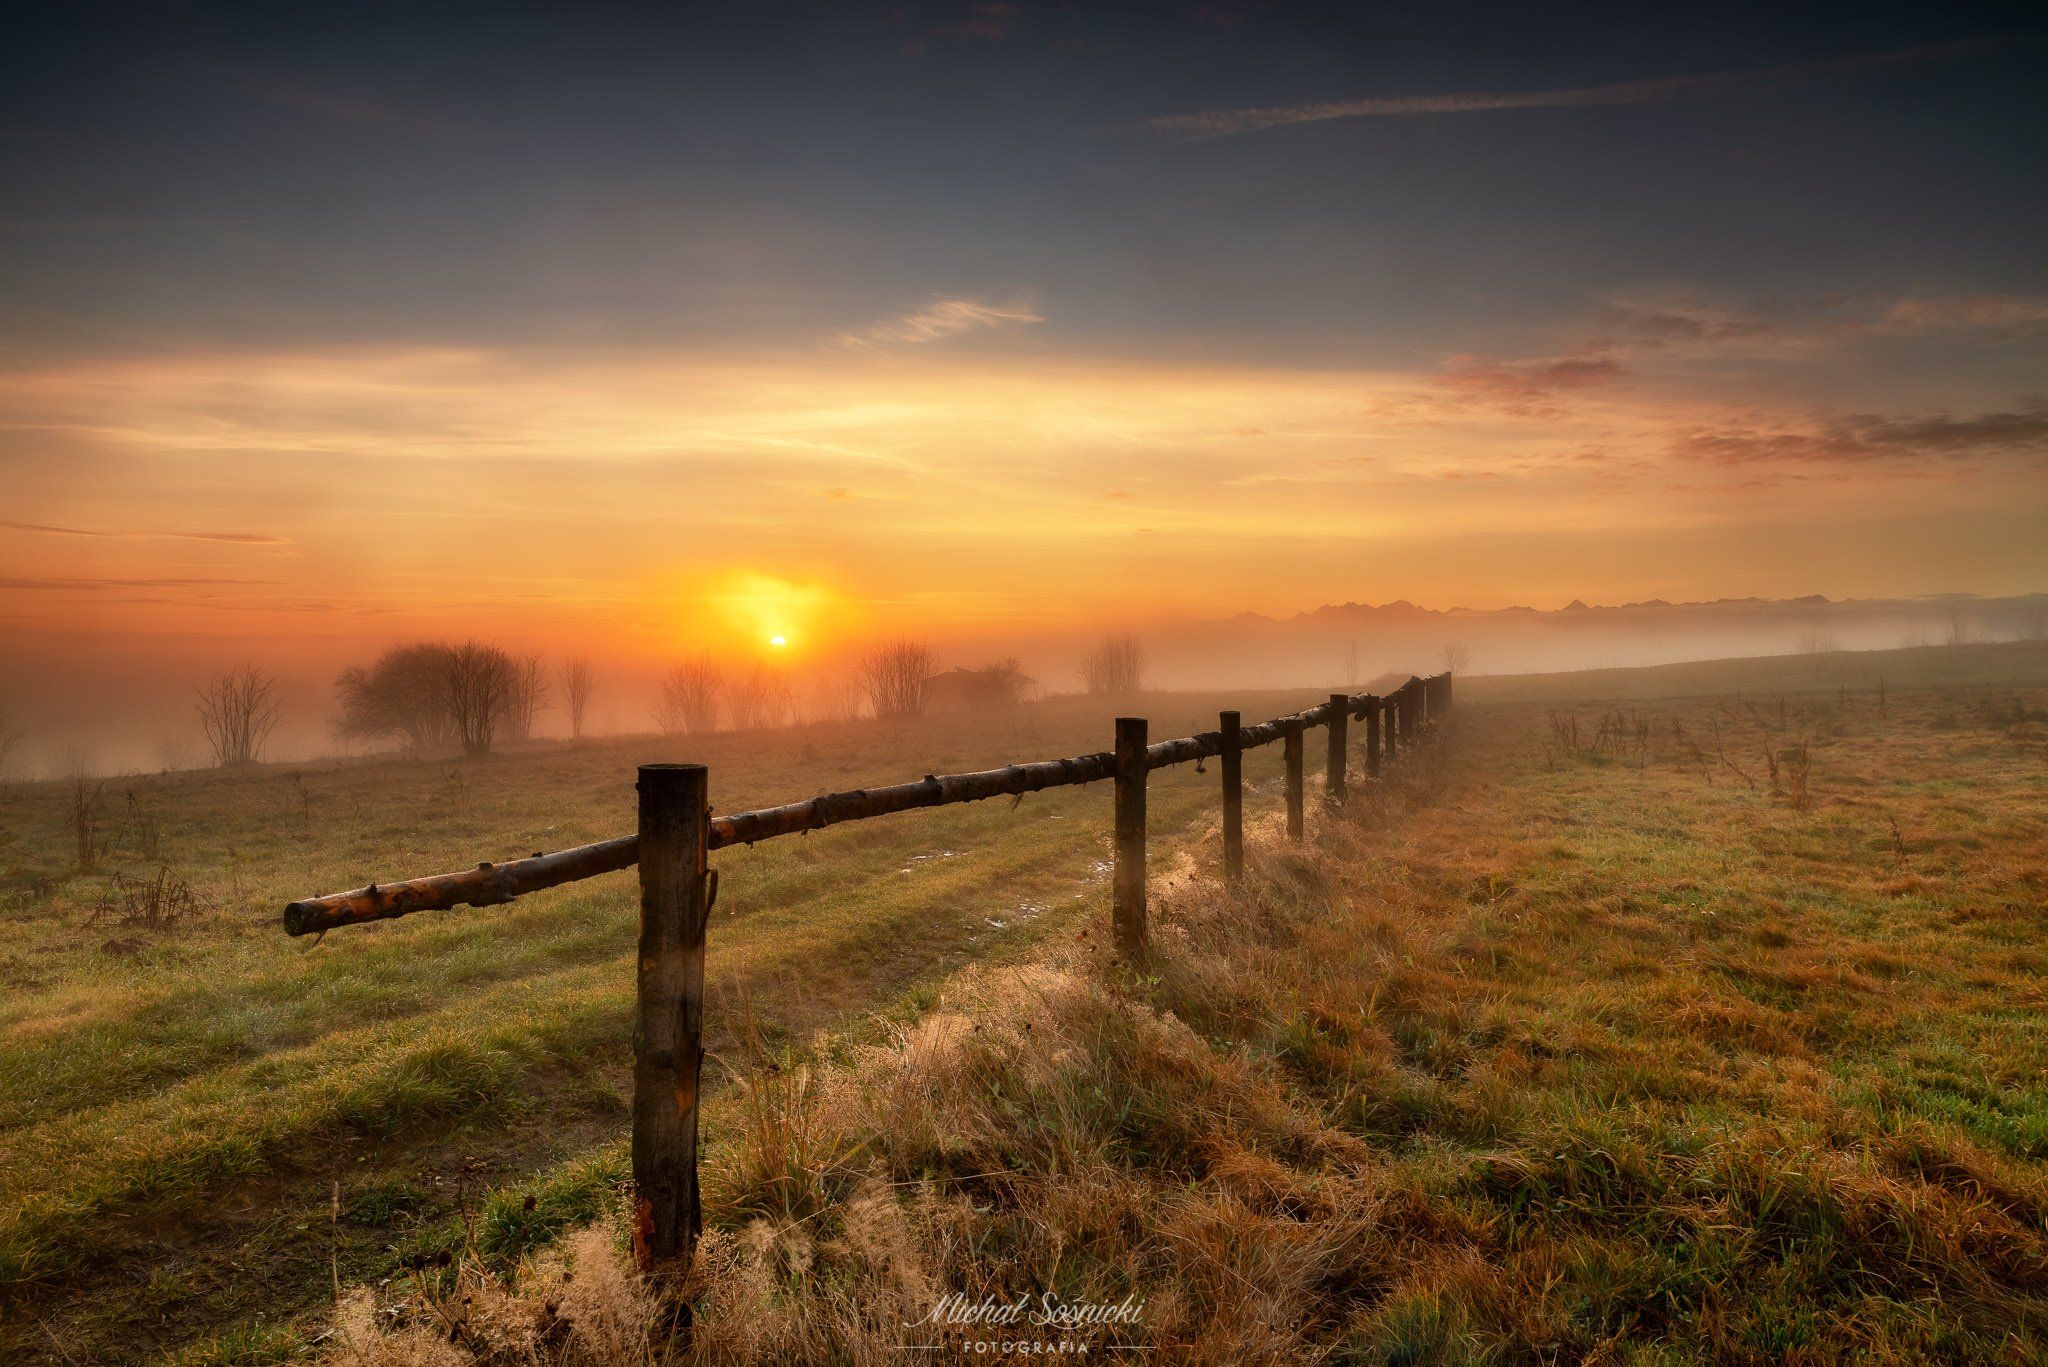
[1365,694,1381,778]
[1283,722,1304,843]
[1220,710,1243,881]
[1401,683,1416,739]
[1113,717,1148,956]
[1444,672,1454,710]
[1384,696,1398,762]
[1326,693,1348,808]
[632,763,710,1287]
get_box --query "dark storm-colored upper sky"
[2,1,2045,653]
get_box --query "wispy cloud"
[242,74,464,136]
[1672,400,2048,466]
[839,295,1044,347]
[1142,39,2015,140]
[0,520,293,545]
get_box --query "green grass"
[5,643,2048,1361]
[0,687,1320,1361]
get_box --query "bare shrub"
[655,656,725,736]
[1441,641,1472,674]
[1795,629,1839,655]
[860,639,935,719]
[501,652,549,744]
[196,664,283,767]
[0,712,22,783]
[561,656,595,742]
[86,866,199,931]
[72,780,106,872]
[1080,632,1143,695]
[125,787,162,861]
[1945,610,1981,647]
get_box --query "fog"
[3,592,2043,781]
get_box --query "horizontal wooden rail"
[282,670,1452,1297]
[282,682,1446,937]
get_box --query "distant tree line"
[334,642,555,756]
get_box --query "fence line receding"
[283,670,1453,1287]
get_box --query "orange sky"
[6,322,2044,677]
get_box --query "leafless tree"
[1343,640,1360,690]
[502,652,550,743]
[334,644,459,752]
[1081,633,1143,695]
[1945,610,1980,647]
[1441,641,1472,674]
[727,661,795,731]
[0,712,22,783]
[861,638,936,719]
[196,664,283,767]
[1794,630,1837,655]
[561,656,595,742]
[445,642,515,755]
[654,656,725,736]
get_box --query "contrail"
[1141,38,2018,140]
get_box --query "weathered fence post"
[1326,693,1348,808]
[1113,717,1148,955]
[1283,722,1304,843]
[1444,672,1454,710]
[1365,694,1381,778]
[632,763,710,1287]
[1219,710,1243,881]
[1401,683,1417,739]
[1384,695,1398,762]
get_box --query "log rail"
[282,670,1454,1289]
[282,685,1441,938]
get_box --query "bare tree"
[1441,641,1472,674]
[1343,640,1360,690]
[561,656,595,742]
[727,661,794,731]
[196,664,283,767]
[1945,609,1980,647]
[1081,633,1143,695]
[1794,630,1837,655]
[445,642,515,755]
[860,638,936,719]
[654,656,725,736]
[0,712,22,783]
[334,644,459,752]
[502,652,550,744]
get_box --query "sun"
[768,634,788,648]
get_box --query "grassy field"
[4,642,2047,1362]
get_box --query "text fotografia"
[901,1291,1147,1353]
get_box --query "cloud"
[839,295,1044,347]
[0,576,278,591]
[1141,38,2012,139]
[933,2,1022,41]
[1672,400,2048,466]
[1582,290,2048,359]
[242,74,463,136]
[1426,353,1628,419]
[0,520,292,545]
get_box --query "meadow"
[3,642,2046,1363]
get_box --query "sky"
[3,0,2046,696]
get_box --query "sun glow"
[769,634,788,648]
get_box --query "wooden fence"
[283,670,1453,1283]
